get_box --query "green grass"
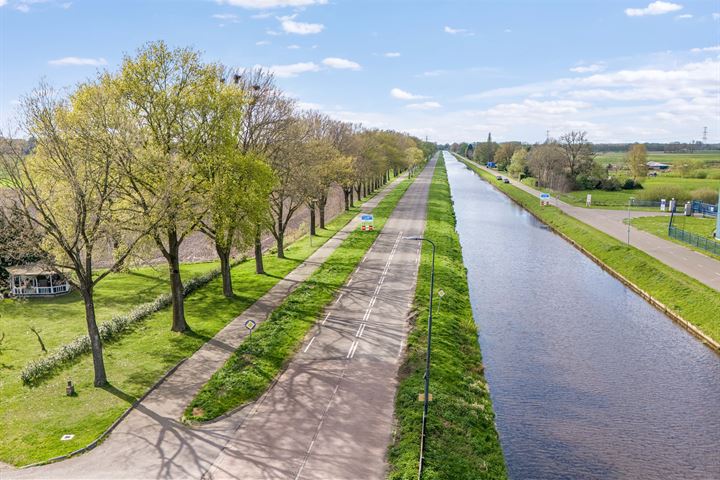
[596,151,720,167]
[0,187,388,466]
[388,158,507,480]
[629,215,720,260]
[457,154,720,345]
[184,177,413,422]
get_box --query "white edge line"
[304,336,316,353]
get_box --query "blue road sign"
[361,214,374,221]
[540,193,550,200]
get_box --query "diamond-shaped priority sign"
[244,319,256,331]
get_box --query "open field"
[388,158,507,479]
[596,151,720,167]
[629,215,719,260]
[0,199,374,466]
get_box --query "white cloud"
[384,52,401,58]
[322,57,361,70]
[278,14,324,34]
[0,0,8,6]
[218,0,327,9]
[287,44,300,49]
[713,12,720,20]
[213,13,239,20]
[256,40,270,46]
[417,69,448,77]
[390,88,428,100]
[48,56,107,66]
[675,13,692,19]
[251,12,272,18]
[570,64,605,73]
[16,3,29,12]
[625,1,682,17]
[690,45,720,53]
[444,26,467,34]
[259,61,320,77]
[504,28,512,33]
[407,101,442,110]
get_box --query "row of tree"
[452,132,655,192]
[0,41,433,386]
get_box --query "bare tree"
[558,131,595,178]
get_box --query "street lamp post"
[403,235,436,480]
[627,197,635,245]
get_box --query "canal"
[443,152,720,479]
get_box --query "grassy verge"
[184,176,413,422]
[629,215,720,261]
[0,184,392,466]
[456,154,720,344]
[388,158,507,480]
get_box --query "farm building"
[646,161,670,170]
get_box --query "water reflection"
[443,152,720,480]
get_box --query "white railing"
[12,284,70,296]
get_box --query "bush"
[708,171,720,180]
[622,178,643,190]
[575,174,600,190]
[599,177,622,191]
[638,185,690,202]
[691,170,708,179]
[690,188,719,204]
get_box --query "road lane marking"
[347,340,359,358]
[398,339,404,357]
[356,323,367,338]
[322,313,331,325]
[335,293,344,304]
[347,277,353,286]
[304,336,316,352]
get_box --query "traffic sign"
[244,319,256,331]
[361,214,374,221]
[540,193,550,200]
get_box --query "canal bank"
[453,153,720,351]
[445,151,720,479]
[388,155,507,479]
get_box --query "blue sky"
[1,0,719,144]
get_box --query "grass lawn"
[388,157,507,479]
[629,215,720,260]
[184,175,413,422]
[457,154,720,346]
[0,187,387,466]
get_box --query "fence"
[691,200,718,218]
[668,225,720,256]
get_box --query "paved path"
[4,174,409,480]
[204,157,436,479]
[463,157,720,292]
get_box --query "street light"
[627,196,635,245]
[403,235,436,480]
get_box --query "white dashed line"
[304,336,316,353]
[322,313,331,325]
[335,293,344,304]
[347,340,359,359]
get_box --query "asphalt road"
[204,157,436,479]
[3,173,410,480]
[467,158,720,292]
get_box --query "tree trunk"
[166,229,187,332]
[343,189,350,211]
[254,227,264,274]
[216,242,233,298]
[277,234,285,258]
[81,287,107,387]
[318,197,327,229]
[309,203,316,236]
[356,183,362,200]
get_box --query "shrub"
[708,171,720,180]
[575,174,600,190]
[622,178,643,190]
[691,170,708,179]
[638,185,690,202]
[599,177,622,191]
[690,188,720,204]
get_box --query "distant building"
[646,161,670,171]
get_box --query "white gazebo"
[7,264,71,297]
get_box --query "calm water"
[444,152,720,480]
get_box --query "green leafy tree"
[626,144,648,181]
